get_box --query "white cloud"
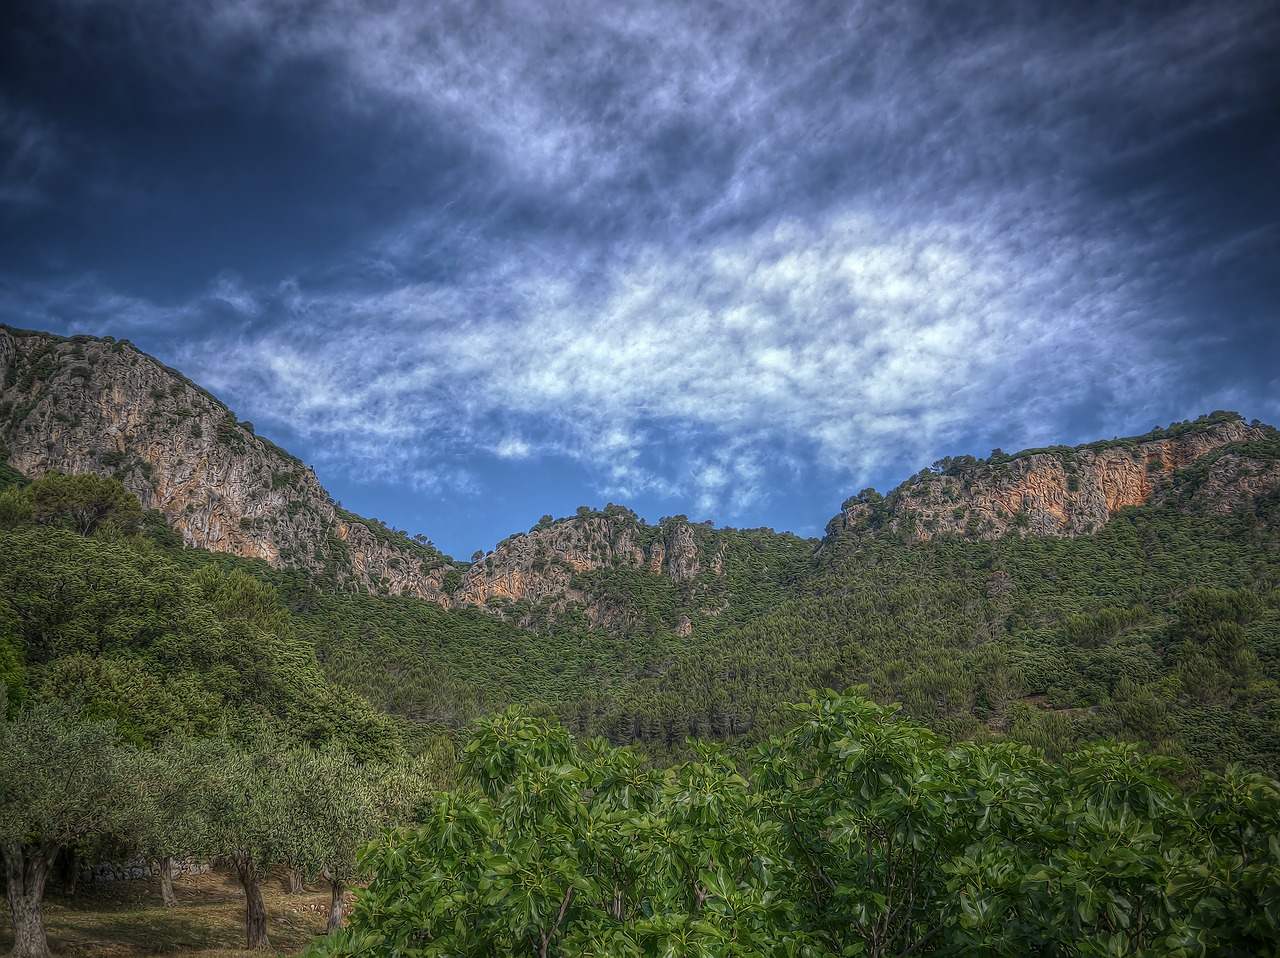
[50,0,1279,222]
[494,436,531,459]
[142,200,1161,511]
[209,273,260,316]
[12,0,1274,523]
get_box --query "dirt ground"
[0,865,347,956]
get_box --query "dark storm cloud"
[0,1,502,296]
[2,0,1277,549]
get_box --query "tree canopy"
[311,694,1280,957]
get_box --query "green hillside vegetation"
[4,417,1280,954]
[285,510,815,731]
[0,472,445,956]
[269,438,1280,777]
[573,493,1280,772]
[0,476,396,755]
[565,505,816,623]
[310,696,1280,958]
[4,429,1278,781]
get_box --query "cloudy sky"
[2,0,1277,557]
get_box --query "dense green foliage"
[575,497,1280,770]
[5,418,1279,781]
[0,703,161,957]
[3,427,1279,781]
[270,463,1280,775]
[311,695,1280,957]
[3,417,1280,953]
[0,703,435,955]
[0,471,448,952]
[0,482,400,756]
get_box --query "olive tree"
[0,703,154,958]
[201,739,292,952]
[277,747,398,934]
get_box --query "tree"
[1167,766,1280,954]
[280,747,435,935]
[132,737,219,908]
[756,690,962,957]
[202,739,292,952]
[308,709,799,958]
[24,472,143,536]
[313,693,1280,957]
[0,704,152,958]
[0,602,25,716]
[0,488,32,530]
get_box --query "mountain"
[4,324,1280,775]
[0,327,801,630]
[0,325,454,598]
[4,325,1280,638]
[824,414,1280,542]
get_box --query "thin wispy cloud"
[0,99,61,208]
[69,205,1160,507]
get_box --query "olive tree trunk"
[327,878,348,934]
[230,850,271,951]
[3,840,58,958]
[157,856,178,907]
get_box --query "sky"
[1,0,1278,559]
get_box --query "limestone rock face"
[0,326,450,599]
[8,327,1278,628]
[0,327,734,623]
[459,512,723,626]
[664,522,701,583]
[0,332,14,390]
[827,417,1278,544]
[1159,449,1280,514]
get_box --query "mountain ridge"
[4,324,1279,634]
[6,323,1280,777]
[824,412,1280,544]
[0,324,453,600]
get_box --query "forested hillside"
[0,466,1274,957]
[0,471,455,954]
[4,330,1280,954]
[291,473,1280,775]
[274,419,1280,777]
[4,401,1280,776]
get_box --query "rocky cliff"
[457,508,730,630]
[6,326,1279,628]
[0,326,737,627]
[824,413,1280,544]
[0,326,452,600]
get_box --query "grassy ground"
[0,866,342,956]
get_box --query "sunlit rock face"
[827,416,1277,543]
[6,327,1277,630]
[0,327,724,624]
[457,511,720,628]
[0,326,451,600]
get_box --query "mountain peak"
[824,413,1280,543]
[0,325,452,599]
[6,325,1280,630]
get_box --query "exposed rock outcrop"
[6,326,1278,629]
[0,326,450,600]
[458,510,724,627]
[0,326,727,623]
[825,415,1279,544]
